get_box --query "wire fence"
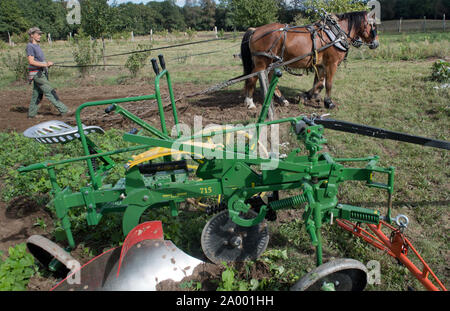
[379,18,448,33]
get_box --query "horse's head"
[336,11,379,49]
[357,13,379,49]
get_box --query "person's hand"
[46,61,54,67]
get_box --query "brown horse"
[241,11,379,109]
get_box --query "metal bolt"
[230,236,242,247]
[143,195,149,201]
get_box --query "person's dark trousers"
[28,71,68,118]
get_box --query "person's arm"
[27,55,53,68]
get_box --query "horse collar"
[323,17,350,51]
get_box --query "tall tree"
[81,0,112,39]
[199,0,216,30]
[16,0,72,40]
[147,0,185,31]
[215,0,234,31]
[81,0,112,69]
[110,3,157,35]
[0,0,29,41]
[183,1,203,30]
[230,0,279,30]
[302,0,369,19]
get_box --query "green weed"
[125,43,152,77]
[0,51,28,81]
[0,243,37,291]
[431,59,450,82]
[217,262,249,291]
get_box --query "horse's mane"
[335,11,367,33]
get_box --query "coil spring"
[206,203,227,215]
[88,146,98,172]
[269,194,308,210]
[350,211,378,224]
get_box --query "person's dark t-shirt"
[26,43,45,70]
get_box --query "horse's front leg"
[324,62,338,109]
[244,76,258,109]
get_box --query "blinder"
[370,24,377,40]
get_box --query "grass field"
[0,31,448,291]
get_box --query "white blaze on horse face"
[245,97,256,109]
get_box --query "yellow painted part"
[126,147,192,169]
[192,125,269,158]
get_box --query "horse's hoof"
[325,102,335,109]
[245,97,256,109]
[324,99,336,109]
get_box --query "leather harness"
[250,15,356,76]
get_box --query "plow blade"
[51,221,204,291]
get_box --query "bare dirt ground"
[0,82,309,133]
[0,82,316,291]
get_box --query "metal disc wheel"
[201,210,269,264]
[26,235,79,277]
[290,258,368,291]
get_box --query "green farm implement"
[19,55,448,291]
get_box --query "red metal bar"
[336,219,447,291]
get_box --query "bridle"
[350,20,378,49]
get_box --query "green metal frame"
[19,65,395,267]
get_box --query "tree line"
[1,0,448,41]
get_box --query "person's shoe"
[59,109,73,116]
[28,114,43,119]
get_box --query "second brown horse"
[241,11,379,110]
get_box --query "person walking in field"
[26,27,69,118]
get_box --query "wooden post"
[48,33,52,44]
[398,17,402,32]
[102,36,106,71]
[8,31,12,46]
[444,14,446,32]
[214,26,218,39]
[131,31,134,42]
[423,16,426,32]
[150,29,153,41]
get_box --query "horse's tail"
[241,27,256,76]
